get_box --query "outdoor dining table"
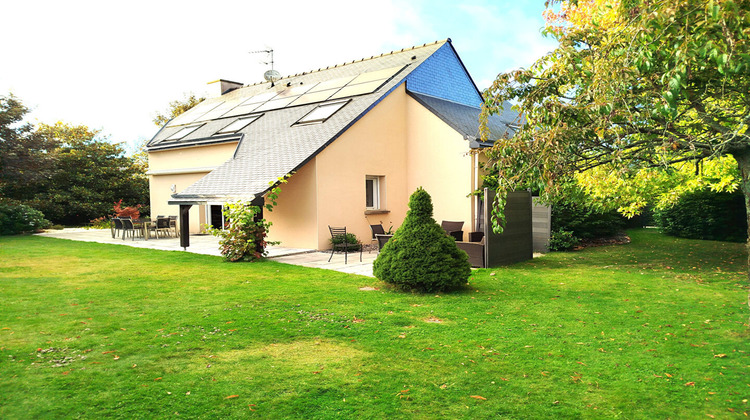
[133,219,155,241]
[134,218,179,240]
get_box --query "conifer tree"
[374,188,471,292]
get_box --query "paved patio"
[35,228,375,277]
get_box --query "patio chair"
[168,216,178,237]
[456,236,485,268]
[111,217,123,238]
[369,224,385,253]
[328,226,362,264]
[375,234,393,251]
[121,218,142,240]
[156,217,172,238]
[441,220,464,242]
[468,231,484,243]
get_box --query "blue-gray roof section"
[407,91,520,147]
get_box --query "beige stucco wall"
[405,96,475,240]
[148,142,238,233]
[301,84,476,249]
[311,84,410,250]
[264,160,319,249]
[148,142,238,171]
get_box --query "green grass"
[0,229,747,419]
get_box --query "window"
[295,100,349,125]
[365,176,380,209]
[207,204,225,230]
[165,124,203,141]
[215,115,261,134]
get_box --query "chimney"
[207,79,243,97]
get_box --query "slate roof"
[148,39,520,204]
[407,91,521,147]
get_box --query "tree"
[29,122,148,225]
[152,94,205,127]
[575,155,741,216]
[373,188,471,292]
[0,94,58,200]
[0,94,149,225]
[480,0,750,288]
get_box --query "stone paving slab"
[35,228,375,276]
[273,251,378,277]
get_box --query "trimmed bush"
[373,188,471,292]
[654,189,747,242]
[0,201,51,235]
[548,229,580,251]
[552,200,626,240]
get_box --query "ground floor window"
[366,176,383,210]
[207,204,225,230]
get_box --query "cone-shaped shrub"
[373,187,471,292]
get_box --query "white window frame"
[365,176,381,210]
[206,203,226,230]
[295,100,349,125]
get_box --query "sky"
[1,0,557,154]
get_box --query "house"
[146,39,522,252]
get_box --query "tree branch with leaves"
[481,0,750,306]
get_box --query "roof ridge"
[244,39,449,87]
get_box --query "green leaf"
[717,53,728,66]
[668,77,681,93]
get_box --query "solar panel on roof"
[253,96,299,112]
[221,103,263,118]
[275,83,314,98]
[168,63,408,129]
[307,76,356,93]
[288,89,338,106]
[349,65,406,85]
[241,90,279,105]
[328,80,386,100]
[167,101,222,126]
[164,124,203,141]
[193,100,242,122]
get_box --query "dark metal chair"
[156,217,172,238]
[376,234,393,251]
[111,217,123,238]
[369,224,385,253]
[121,218,142,240]
[168,216,179,237]
[441,220,464,242]
[328,226,362,264]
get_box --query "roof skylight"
[165,124,203,141]
[216,115,261,134]
[295,100,349,125]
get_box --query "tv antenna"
[250,48,280,86]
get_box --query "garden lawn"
[0,229,747,419]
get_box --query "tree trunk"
[734,151,750,322]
